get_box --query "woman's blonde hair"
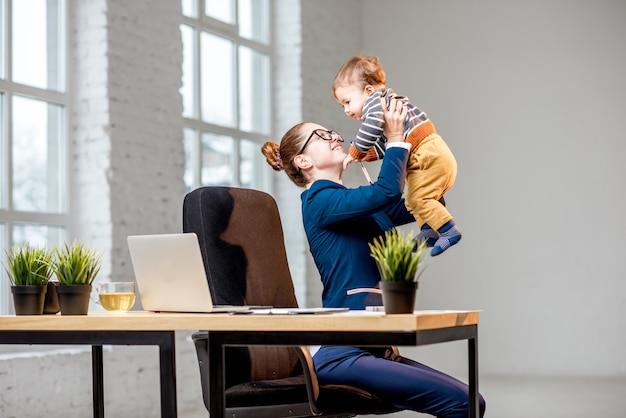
[261,123,309,188]
[332,55,386,96]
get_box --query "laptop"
[127,233,250,313]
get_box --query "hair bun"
[275,149,283,170]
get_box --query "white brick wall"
[105,0,185,287]
[71,0,185,286]
[0,340,204,418]
[0,1,368,416]
[1,0,202,416]
[71,0,112,278]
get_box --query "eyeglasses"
[297,129,344,155]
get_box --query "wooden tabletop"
[0,310,479,332]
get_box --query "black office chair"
[183,187,400,418]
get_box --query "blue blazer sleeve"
[386,197,416,227]
[303,147,410,227]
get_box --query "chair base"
[192,332,400,418]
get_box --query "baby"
[333,55,461,256]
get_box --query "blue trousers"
[314,346,486,418]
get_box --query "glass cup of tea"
[96,282,136,313]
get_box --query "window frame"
[0,0,71,314]
[181,0,273,192]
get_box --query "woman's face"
[298,123,347,173]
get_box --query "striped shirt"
[349,88,436,161]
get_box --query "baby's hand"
[343,154,355,170]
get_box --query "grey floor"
[184,375,626,417]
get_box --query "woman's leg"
[316,350,486,418]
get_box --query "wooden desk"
[0,310,480,418]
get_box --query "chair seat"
[226,376,309,407]
[227,375,400,415]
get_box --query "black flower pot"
[43,281,61,314]
[57,285,92,315]
[11,285,47,315]
[379,281,418,314]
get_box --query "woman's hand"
[342,154,355,170]
[382,98,407,143]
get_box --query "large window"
[181,0,272,191]
[0,0,69,313]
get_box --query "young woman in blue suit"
[261,99,486,417]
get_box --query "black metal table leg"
[468,332,479,418]
[92,345,105,418]
[207,332,224,418]
[158,332,178,417]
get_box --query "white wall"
[354,0,626,377]
[291,0,626,378]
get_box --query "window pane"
[200,33,234,127]
[201,132,233,186]
[181,24,196,119]
[239,139,265,189]
[205,0,234,24]
[12,95,66,213]
[182,0,197,18]
[0,93,4,210]
[13,223,66,248]
[238,0,269,44]
[239,46,270,134]
[12,0,65,91]
[0,223,5,310]
[0,0,5,79]
[183,128,197,192]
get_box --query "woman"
[261,99,486,417]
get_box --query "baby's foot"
[431,224,462,256]
[414,225,439,248]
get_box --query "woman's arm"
[382,98,415,226]
[305,148,409,226]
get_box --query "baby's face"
[334,85,370,121]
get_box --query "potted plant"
[50,241,102,315]
[369,229,428,314]
[3,245,53,315]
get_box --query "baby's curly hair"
[332,55,386,96]
[261,123,309,188]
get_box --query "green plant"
[50,242,102,286]
[369,229,428,282]
[3,245,53,286]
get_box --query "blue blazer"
[301,147,415,309]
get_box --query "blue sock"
[431,220,462,256]
[414,224,438,248]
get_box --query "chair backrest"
[183,187,300,383]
